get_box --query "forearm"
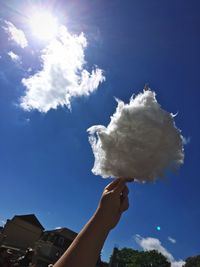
[54,209,110,267]
[54,179,129,267]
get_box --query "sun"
[29,12,58,40]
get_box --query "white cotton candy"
[87,89,184,182]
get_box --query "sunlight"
[29,12,58,40]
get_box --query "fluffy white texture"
[20,25,105,112]
[136,235,174,262]
[88,90,184,182]
[135,235,185,267]
[3,21,28,48]
[7,51,21,63]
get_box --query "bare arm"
[54,179,129,267]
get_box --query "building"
[0,214,44,251]
[34,228,106,267]
[34,227,77,266]
[0,214,108,267]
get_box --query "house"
[34,227,77,266]
[0,214,107,267]
[0,214,44,251]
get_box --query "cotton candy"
[87,89,184,182]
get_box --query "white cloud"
[135,234,174,262]
[20,25,105,112]
[182,136,191,145]
[3,20,28,48]
[171,261,186,267]
[7,51,21,63]
[168,236,176,244]
[135,235,185,266]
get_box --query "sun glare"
[30,12,58,40]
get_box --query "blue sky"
[0,0,200,264]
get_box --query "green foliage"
[183,255,200,267]
[109,247,170,267]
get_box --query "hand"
[54,178,130,267]
[96,178,129,231]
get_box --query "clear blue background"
[0,0,199,261]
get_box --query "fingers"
[104,178,130,214]
[105,176,134,191]
[120,196,129,212]
[105,178,121,191]
[112,180,126,194]
[120,185,129,212]
[121,185,129,197]
[105,179,129,197]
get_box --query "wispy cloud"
[20,25,105,112]
[182,136,191,145]
[168,236,176,244]
[8,51,21,63]
[3,20,28,48]
[135,235,185,267]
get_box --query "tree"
[109,247,170,267]
[139,250,170,267]
[183,255,200,267]
[109,248,138,267]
